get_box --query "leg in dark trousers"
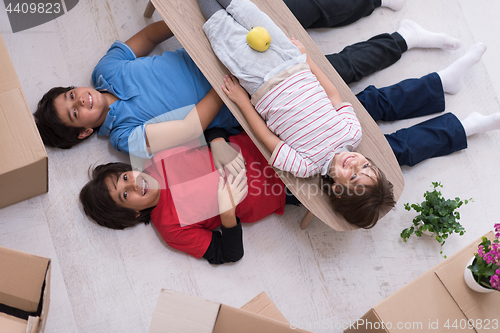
[284,0,382,29]
[284,0,405,84]
[328,32,407,84]
[207,0,406,85]
[385,113,467,167]
[355,72,467,166]
[356,72,445,122]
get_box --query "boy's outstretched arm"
[125,21,174,58]
[222,75,280,154]
[290,38,343,107]
[145,88,222,153]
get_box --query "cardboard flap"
[27,316,40,333]
[0,247,50,313]
[240,292,289,325]
[0,32,46,167]
[0,313,28,333]
[148,289,220,333]
[150,0,404,231]
[149,290,310,333]
[435,232,500,332]
[344,308,387,333]
[38,263,51,333]
[0,32,48,209]
[0,34,21,95]
[213,304,310,333]
[0,158,48,209]
[373,270,468,332]
[0,88,46,173]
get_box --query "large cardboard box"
[345,232,500,333]
[148,290,310,333]
[0,33,48,209]
[0,246,51,333]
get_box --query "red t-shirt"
[148,132,286,258]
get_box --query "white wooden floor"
[1,1,500,332]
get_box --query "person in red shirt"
[79,132,296,264]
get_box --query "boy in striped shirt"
[200,0,373,178]
[199,0,494,228]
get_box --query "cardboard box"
[0,246,51,333]
[240,292,289,325]
[345,232,500,333]
[0,313,29,333]
[148,290,311,333]
[0,33,48,209]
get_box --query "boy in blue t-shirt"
[35,21,240,158]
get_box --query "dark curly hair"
[34,86,95,149]
[79,162,155,230]
[321,160,396,229]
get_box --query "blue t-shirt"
[93,41,240,157]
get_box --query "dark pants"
[356,73,468,166]
[284,0,405,84]
[284,0,382,29]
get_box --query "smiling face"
[329,151,377,187]
[106,171,161,213]
[53,87,110,137]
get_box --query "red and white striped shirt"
[255,69,362,178]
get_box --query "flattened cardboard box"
[0,33,48,209]
[0,246,51,333]
[345,232,500,333]
[149,290,310,333]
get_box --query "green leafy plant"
[401,182,472,257]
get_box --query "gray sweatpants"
[202,0,303,95]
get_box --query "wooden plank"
[150,0,404,231]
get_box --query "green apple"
[246,27,271,52]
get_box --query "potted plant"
[464,223,500,293]
[400,182,472,258]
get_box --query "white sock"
[461,112,500,136]
[397,20,462,50]
[437,43,487,94]
[381,0,405,11]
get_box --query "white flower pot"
[463,257,495,293]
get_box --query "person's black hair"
[79,162,154,230]
[34,86,95,149]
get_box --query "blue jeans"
[356,73,468,166]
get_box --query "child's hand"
[290,37,307,54]
[222,74,249,106]
[217,169,248,215]
[211,139,246,178]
